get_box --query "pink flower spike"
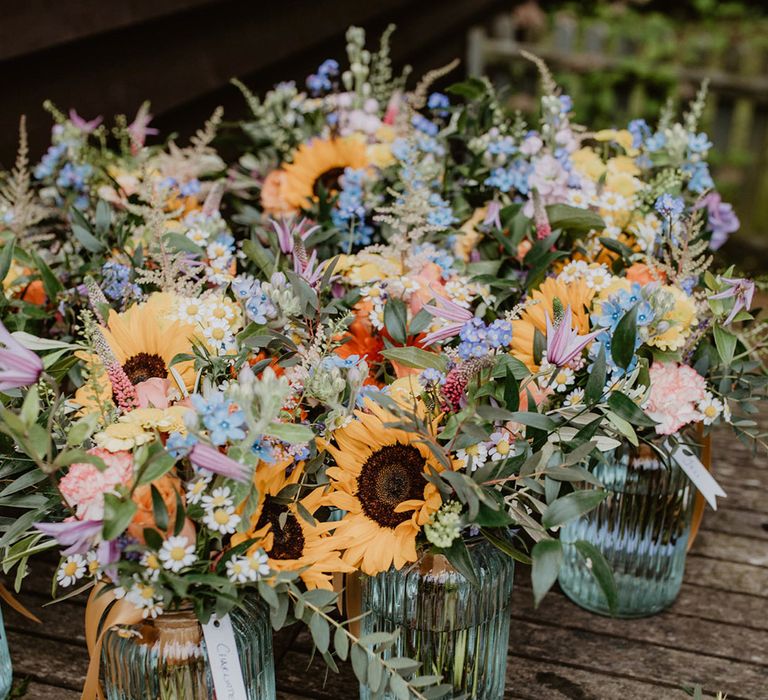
[127,102,158,152]
[0,322,43,391]
[709,277,755,325]
[545,306,600,367]
[188,441,250,483]
[68,110,103,133]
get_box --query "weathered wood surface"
[4,429,767,698]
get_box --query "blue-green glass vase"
[0,606,11,700]
[101,596,275,699]
[359,537,515,699]
[558,440,695,617]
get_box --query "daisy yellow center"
[211,328,226,340]
[169,546,187,562]
[496,441,510,456]
[191,481,206,495]
[704,405,717,418]
[122,352,167,384]
[213,307,227,319]
[64,561,78,576]
[357,444,426,529]
[146,554,160,569]
[555,371,569,385]
[139,585,155,600]
[186,304,199,316]
[213,509,231,525]
[256,498,305,560]
[231,562,243,574]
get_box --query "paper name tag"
[201,614,248,700]
[671,443,727,510]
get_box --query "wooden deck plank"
[692,530,768,567]
[685,555,768,597]
[11,681,80,700]
[7,629,88,691]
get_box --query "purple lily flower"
[68,110,103,133]
[189,441,250,483]
[35,519,102,556]
[483,200,502,230]
[695,192,740,251]
[709,277,755,325]
[0,322,43,391]
[545,306,601,367]
[421,293,473,346]
[272,217,320,255]
[293,249,326,287]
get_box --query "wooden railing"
[467,3,768,270]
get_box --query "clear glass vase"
[359,537,515,700]
[0,606,12,700]
[101,596,275,699]
[558,439,696,617]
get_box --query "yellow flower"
[606,156,640,177]
[454,207,487,262]
[321,400,449,576]
[120,406,192,434]
[280,137,369,210]
[594,129,638,156]
[231,460,353,590]
[605,172,641,200]
[366,143,395,168]
[93,421,153,452]
[571,147,605,182]
[511,277,595,370]
[99,293,196,393]
[649,286,698,352]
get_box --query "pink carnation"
[645,362,707,436]
[59,448,134,520]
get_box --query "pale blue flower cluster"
[331,168,374,247]
[306,59,339,95]
[484,159,532,194]
[457,318,512,360]
[102,262,141,307]
[191,393,247,446]
[232,275,276,325]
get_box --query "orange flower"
[128,473,193,542]
[626,263,666,285]
[261,170,296,216]
[21,280,46,305]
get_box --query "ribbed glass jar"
[0,606,11,700]
[558,440,695,617]
[101,596,275,700]
[359,537,515,700]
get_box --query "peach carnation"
[645,362,706,436]
[59,448,134,520]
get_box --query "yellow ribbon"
[82,583,144,700]
[0,582,41,623]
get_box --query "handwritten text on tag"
[201,614,248,700]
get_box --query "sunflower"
[99,293,197,392]
[280,137,369,210]
[511,277,594,370]
[321,401,447,576]
[232,460,353,590]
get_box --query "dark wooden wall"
[0,0,513,165]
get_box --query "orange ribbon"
[82,583,144,700]
[687,429,713,551]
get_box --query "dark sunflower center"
[313,167,345,196]
[122,352,167,385]
[255,497,305,560]
[357,444,427,529]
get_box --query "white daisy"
[186,475,211,505]
[202,317,234,349]
[552,367,575,393]
[140,551,163,580]
[455,443,489,472]
[698,394,723,426]
[203,506,241,534]
[57,554,87,588]
[559,260,588,283]
[563,387,585,407]
[488,430,515,461]
[201,486,233,511]
[159,536,197,573]
[86,550,101,577]
[127,580,164,619]
[248,550,271,579]
[186,226,210,246]
[225,556,252,584]
[585,265,612,292]
[176,298,207,325]
[566,189,590,209]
